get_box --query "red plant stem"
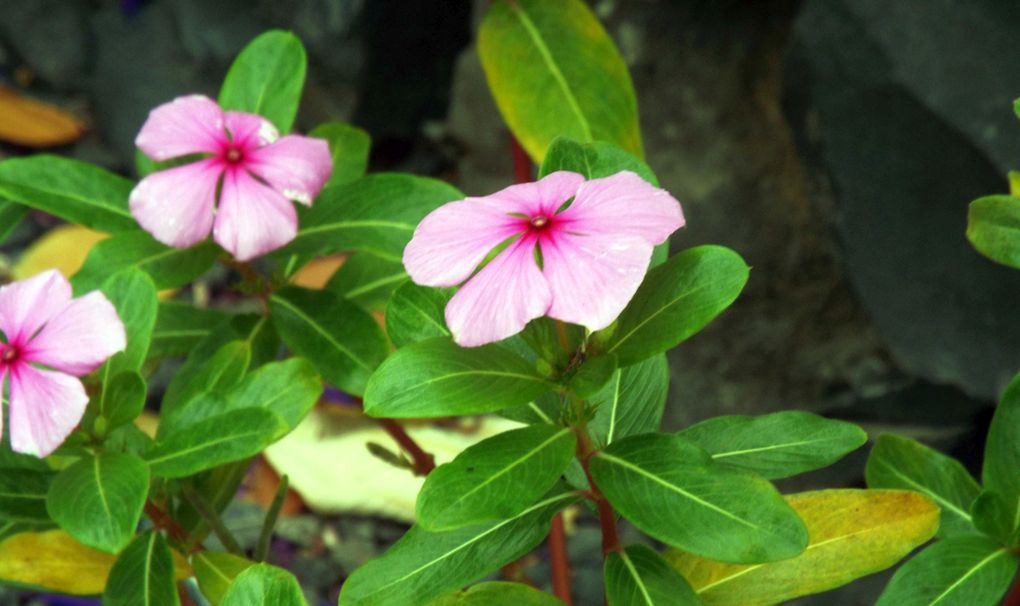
[511,135,532,184]
[145,499,194,551]
[178,586,198,606]
[1004,571,1020,606]
[379,418,436,476]
[576,430,622,555]
[548,513,574,605]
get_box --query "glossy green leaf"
[605,544,700,606]
[325,252,408,311]
[596,246,750,366]
[0,469,52,523]
[310,122,370,187]
[866,433,981,537]
[269,286,388,395]
[220,563,307,606]
[983,372,1020,535]
[100,268,158,376]
[478,0,641,162]
[363,337,554,418]
[219,31,306,133]
[678,411,867,480]
[280,174,462,261]
[340,490,578,605]
[150,302,229,358]
[588,355,668,446]
[0,155,136,232]
[73,231,218,293]
[417,425,576,531]
[385,282,453,348]
[159,340,252,429]
[668,489,941,606]
[589,433,807,563]
[103,530,179,606]
[145,408,284,478]
[567,354,618,398]
[429,582,564,605]
[96,371,146,432]
[540,137,658,185]
[876,536,1017,606]
[194,551,256,605]
[967,195,1020,269]
[971,490,1020,546]
[46,453,149,553]
[0,200,26,244]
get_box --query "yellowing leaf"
[13,224,108,280]
[0,86,85,148]
[0,529,190,595]
[666,489,940,606]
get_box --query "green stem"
[181,483,244,556]
[255,474,289,562]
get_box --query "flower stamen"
[225,147,244,164]
[530,216,550,229]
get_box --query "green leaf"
[0,155,136,232]
[539,137,658,185]
[145,408,285,478]
[429,582,564,605]
[668,489,941,606]
[159,340,252,428]
[417,425,576,531]
[596,246,750,366]
[589,433,807,563]
[0,470,52,523]
[678,411,867,480]
[219,31,306,133]
[876,536,1017,606]
[96,371,146,432]
[102,530,179,606]
[478,0,642,162]
[0,200,26,244]
[983,372,1020,535]
[363,338,554,418]
[194,551,256,605]
[340,490,579,605]
[385,282,453,348]
[220,563,307,606]
[588,355,668,446]
[604,544,700,606]
[325,252,408,311]
[866,433,981,538]
[567,354,618,398]
[269,286,388,395]
[280,174,463,261]
[160,358,321,437]
[45,453,149,553]
[150,302,230,358]
[971,490,1020,546]
[967,195,1020,269]
[72,231,218,293]
[310,123,370,187]
[98,268,158,378]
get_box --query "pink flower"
[129,95,332,261]
[403,171,685,347]
[0,270,126,456]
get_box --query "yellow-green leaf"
[478,0,641,163]
[665,489,940,606]
[0,529,191,595]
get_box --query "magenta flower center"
[529,215,550,230]
[2,345,19,364]
[223,146,244,164]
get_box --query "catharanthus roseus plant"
[0,1,1012,605]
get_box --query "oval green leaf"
[194,551,256,605]
[967,195,1020,269]
[605,544,700,606]
[102,530,178,606]
[310,122,370,187]
[325,252,408,311]
[219,31,307,133]
[73,231,218,293]
[588,355,669,446]
[385,282,453,348]
[150,302,229,359]
[220,563,307,606]
[0,469,52,523]
[429,582,565,605]
[983,371,1020,535]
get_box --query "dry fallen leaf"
[0,86,86,148]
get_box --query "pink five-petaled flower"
[403,170,685,347]
[0,270,126,457]
[129,95,332,261]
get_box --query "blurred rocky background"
[2,0,1019,604]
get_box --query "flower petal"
[0,270,72,346]
[542,231,654,331]
[224,111,279,150]
[557,171,685,244]
[23,291,126,376]
[135,95,225,161]
[445,236,551,347]
[246,135,332,206]
[214,170,297,261]
[8,364,88,457]
[129,158,221,248]
[404,196,525,288]
[489,171,585,217]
